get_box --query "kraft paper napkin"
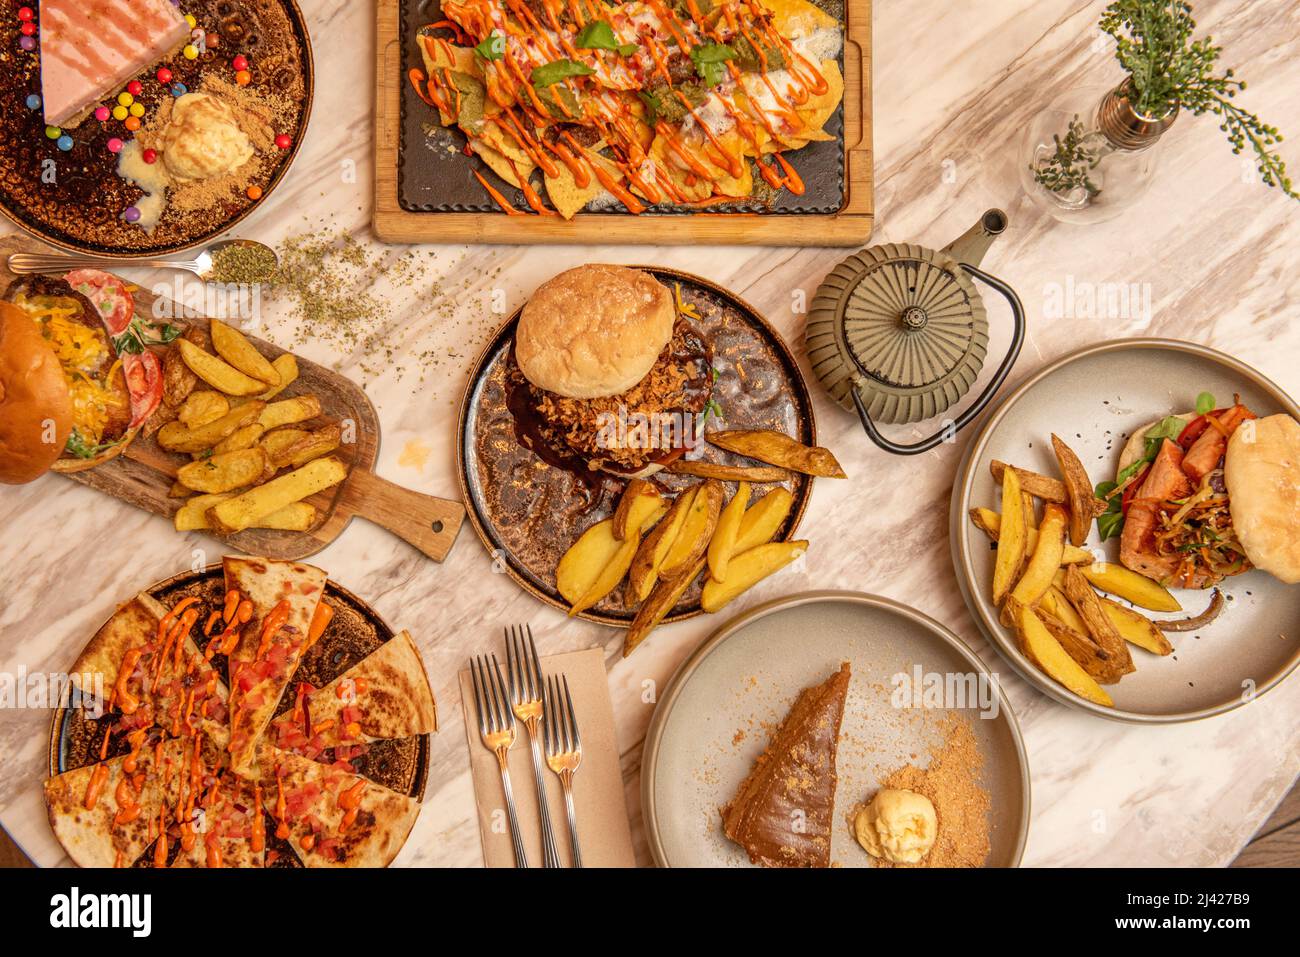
[458,647,635,868]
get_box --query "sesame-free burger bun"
[0,301,72,484]
[1224,413,1300,584]
[516,264,675,399]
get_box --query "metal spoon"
[6,239,279,283]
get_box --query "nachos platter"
[44,557,437,868]
[410,0,844,217]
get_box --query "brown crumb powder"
[862,714,991,868]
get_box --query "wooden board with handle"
[373,0,873,246]
[0,236,465,562]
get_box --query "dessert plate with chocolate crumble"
[0,0,313,256]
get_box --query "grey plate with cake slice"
[950,339,1300,723]
[641,591,1029,868]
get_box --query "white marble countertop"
[1,0,1298,867]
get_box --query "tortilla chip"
[759,0,840,41]
[545,158,602,219]
[649,134,714,203]
[472,143,527,187]
[476,122,536,179]
[795,58,844,134]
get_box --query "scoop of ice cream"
[854,788,938,864]
[160,92,253,182]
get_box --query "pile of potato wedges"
[146,319,348,536]
[972,434,1220,707]
[557,429,846,656]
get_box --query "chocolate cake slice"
[721,662,851,867]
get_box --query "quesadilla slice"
[44,731,169,868]
[258,744,420,867]
[224,557,327,774]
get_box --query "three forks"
[469,626,584,868]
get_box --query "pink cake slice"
[40,0,191,128]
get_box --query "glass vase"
[1020,80,1178,225]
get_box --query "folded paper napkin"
[458,647,635,867]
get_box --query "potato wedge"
[659,480,723,579]
[628,488,695,602]
[270,423,342,470]
[707,482,751,583]
[176,449,269,494]
[1100,599,1175,656]
[258,395,323,431]
[256,355,299,401]
[989,460,1067,503]
[1004,503,1068,624]
[991,466,1027,605]
[260,427,310,462]
[666,461,791,483]
[210,318,281,386]
[212,423,267,455]
[1040,584,1088,634]
[624,559,703,657]
[968,507,1094,565]
[568,503,667,617]
[168,480,193,499]
[1013,601,1113,707]
[732,487,794,555]
[701,540,807,614]
[177,338,267,396]
[1062,565,1134,673]
[556,519,624,606]
[206,457,347,534]
[1037,611,1126,684]
[175,493,315,532]
[706,430,846,478]
[156,401,266,454]
[1080,562,1182,612]
[178,390,230,429]
[612,480,662,541]
[162,326,206,409]
[1050,434,1103,545]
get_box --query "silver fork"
[506,625,562,869]
[469,654,528,868]
[545,673,584,868]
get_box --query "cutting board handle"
[343,469,466,563]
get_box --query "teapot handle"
[851,263,1025,455]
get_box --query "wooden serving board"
[373,0,873,246]
[0,237,465,562]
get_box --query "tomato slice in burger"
[123,350,164,428]
[64,269,135,337]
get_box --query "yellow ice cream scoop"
[161,93,253,182]
[854,788,938,864]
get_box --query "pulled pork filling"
[520,318,712,472]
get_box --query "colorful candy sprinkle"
[235,70,252,86]
[246,185,263,200]
[171,82,188,97]
[206,32,221,48]
[275,134,292,150]
[25,93,41,110]
[56,135,73,152]
[232,54,249,72]
[113,105,128,121]
[124,116,141,132]
[118,91,134,107]
[19,21,36,37]
[17,7,34,21]
[94,105,110,121]
[107,137,124,153]
[123,206,142,223]
[183,44,199,60]
[143,148,158,164]
[184,13,197,28]
[44,125,61,139]
[127,80,144,97]
[129,102,145,117]
[19,35,35,51]
[157,67,173,85]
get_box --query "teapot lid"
[807,241,990,426]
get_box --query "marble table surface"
[2,0,1298,867]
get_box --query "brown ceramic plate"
[0,0,313,256]
[456,266,816,625]
[951,339,1300,723]
[48,563,429,867]
[642,591,1030,868]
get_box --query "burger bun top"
[1225,413,1300,583]
[0,300,72,484]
